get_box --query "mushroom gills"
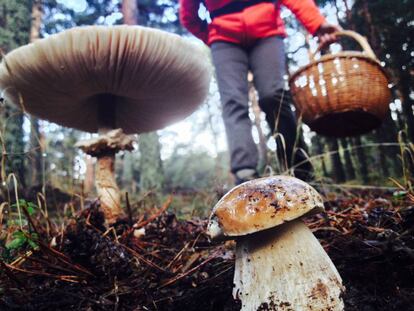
[233,219,344,311]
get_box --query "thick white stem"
[96,153,122,224]
[233,220,344,311]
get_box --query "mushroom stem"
[97,94,116,133]
[233,219,344,311]
[95,95,121,223]
[95,151,122,223]
[76,129,135,224]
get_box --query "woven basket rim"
[288,51,388,85]
[308,105,386,121]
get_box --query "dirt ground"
[1,189,414,310]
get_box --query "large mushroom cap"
[207,175,324,238]
[0,25,211,133]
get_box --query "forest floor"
[1,187,414,310]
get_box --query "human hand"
[315,23,342,47]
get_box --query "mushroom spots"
[309,279,329,301]
[208,175,325,237]
[269,200,280,210]
[257,293,294,311]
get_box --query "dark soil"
[1,191,414,310]
[312,194,414,311]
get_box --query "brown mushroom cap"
[207,175,324,238]
[0,25,211,133]
[75,128,135,156]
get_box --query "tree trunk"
[206,101,222,179]
[352,136,369,184]
[380,112,401,174]
[28,0,44,186]
[360,0,403,172]
[30,0,42,42]
[361,0,379,53]
[120,152,136,194]
[312,136,328,178]
[350,0,404,178]
[122,0,138,25]
[342,0,352,27]
[138,132,164,192]
[0,0,32,187]
[29,117,44,185]
[374,130,390,177]
[2,109,26,187]
[326,137,346,183]
[339,138,356,180]
[398,70,414,142]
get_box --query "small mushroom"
[0,25,211,223]
[75,129,135,222]
[207,175,344,311]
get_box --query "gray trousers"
[211,36,302,174]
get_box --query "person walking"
[179,0,340,184]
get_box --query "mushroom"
[75,129,135,222]
[207,175,344,311]
[0,25,211,223]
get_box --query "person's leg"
[248,36,313,179]
[211,41,258,182]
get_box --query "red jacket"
[179,0,326,46]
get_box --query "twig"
[134,196,172,229]
[11,250,33,266]
[37,240,94,276]
[166,242,190,270]
[311,227,342,233]
[0,260,25,287]
[159,255,217,288]
[199,264,233,285]
[125,192,133,226]
[120,243,168,273]
[21,204,40,237]
[5,262,80,283]
[0,201,7,232]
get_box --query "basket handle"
[310,30,377,62]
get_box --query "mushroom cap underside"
[0,25,211,134]
[207,175,324,238]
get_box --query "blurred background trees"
[0,0,412,202]
[0,0,32,187]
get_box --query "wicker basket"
[289,30,391,137]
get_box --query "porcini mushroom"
[207,175,344,311]
[0,25,211,223]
